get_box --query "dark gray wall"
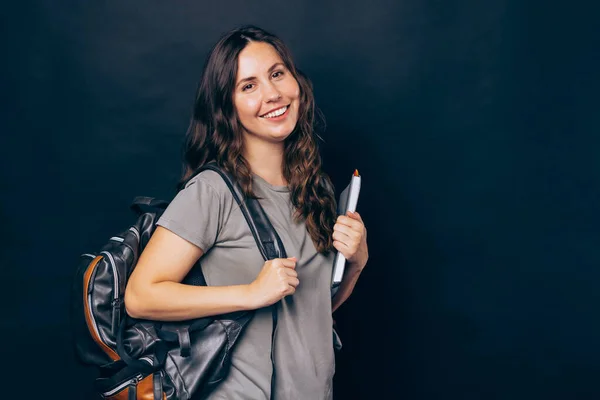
[2,1,599,398]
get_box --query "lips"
[259,105,289,119]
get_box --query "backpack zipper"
[100,251,120,302]
[101,373,143,397]
[100,250,121,335]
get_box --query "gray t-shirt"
[156,169,336,400]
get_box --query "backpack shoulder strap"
[196,162,284,400]
[181,161,286,287]
[129,196,170,217]
[197,162,287,261]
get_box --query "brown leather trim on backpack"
[83,255,120,361]
[105,388,131,400]
[137,374,157,400]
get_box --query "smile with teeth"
[260,106,288,119]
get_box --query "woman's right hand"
[247,257,299,308]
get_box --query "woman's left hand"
[332,211,369,271]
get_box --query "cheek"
[291,81,300,100]
[235,96,262,121]
[281,78,300,101]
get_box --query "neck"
[242,137,287,186]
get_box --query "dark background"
[2,0,599,399]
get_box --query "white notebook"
[331,170,361,296]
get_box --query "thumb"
[347,211,362,221]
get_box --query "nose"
[264,81,282,103]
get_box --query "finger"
[333,223,361,240]
[333,240,352,257]
[336,215,354,226]
[332,230,352,245]
[333,239,352,250]
[347,211,363,222]
[288,277,300,288]
[284,281,298,296]
[280,258,297,268]
[333,236,358,255]
[284,268,298,278]
[336,215,363,231]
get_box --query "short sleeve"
[156,177,222,252]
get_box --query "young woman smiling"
[124,25,369,400]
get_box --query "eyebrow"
[236,62,285,88]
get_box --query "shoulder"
[181,169,233,200]
[162,169,235,218]
[157,170,233,251]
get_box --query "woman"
[124,25,369,400]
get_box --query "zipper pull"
[111,298,121,337]
[128,375,143,400]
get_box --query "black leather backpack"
[71,162,285,399]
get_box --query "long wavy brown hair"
[178,25,336,254]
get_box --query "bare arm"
[124,226,255,321]
[331,263,363,313]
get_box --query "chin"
[276,124,299,139]
[266,130,293,143]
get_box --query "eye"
[272,70,284,79]
[242,83,255,92]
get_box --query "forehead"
[236,41,284,78]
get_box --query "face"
[233,41,300,146]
